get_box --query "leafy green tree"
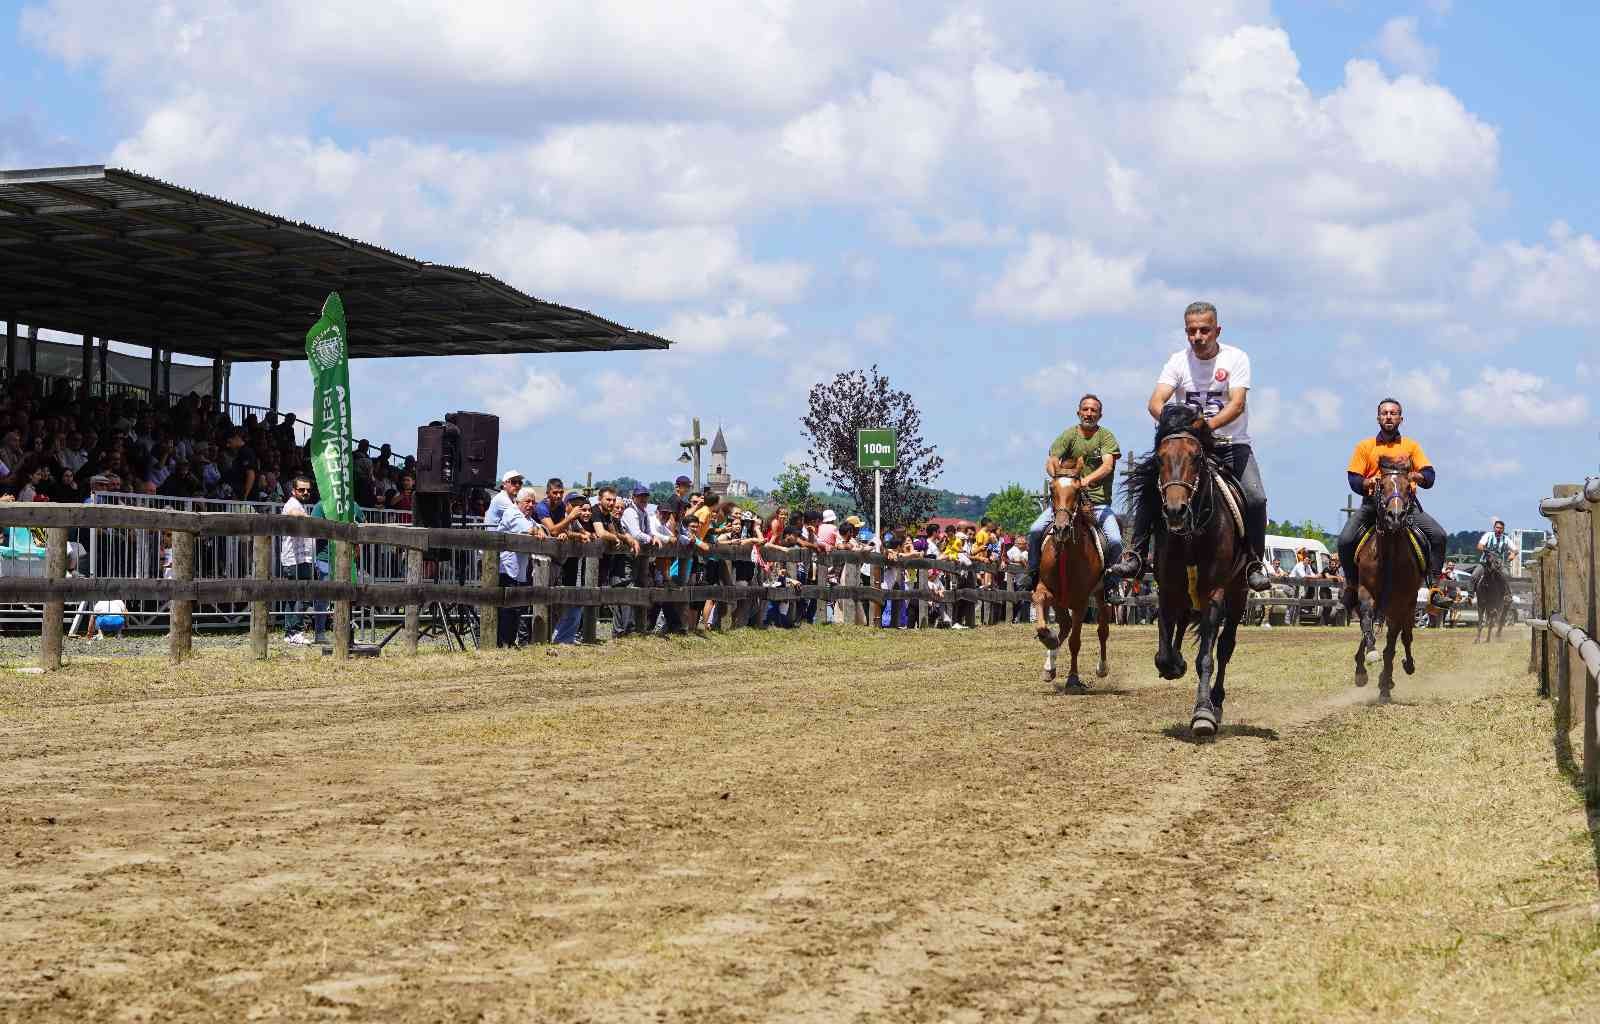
[1267,518,1334,546]
[983,483,1039,535]
[772,463,818,512]
[648,480,676,503]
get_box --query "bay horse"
[1032,462,1109,693]
[1126,406,1248,738]
[1352,456,1424,699]
[1474,548,1511,643]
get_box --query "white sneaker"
[285,632,310,645]
[952,623,970,630]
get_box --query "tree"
[771,463,817,512]
[1267,518,1333,546]
[800,365,943,528]
[984,483,1039,536]
[647,480,676,503]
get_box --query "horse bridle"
[1048,475,1085,542]
[1375,464,1414,529]
[1157,431,1213,537]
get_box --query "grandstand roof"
[0,165,671,363]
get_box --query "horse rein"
[1374,465,1414,524]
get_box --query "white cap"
[501,468,524,483]
[822,509,837,523]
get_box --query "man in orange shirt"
[1335,397,1447,606]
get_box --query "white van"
[1265,534,1331,575]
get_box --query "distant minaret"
[708,426,731,496]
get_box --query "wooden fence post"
[1541,548,1558,698]
[581,553,599,642]
[403,547,422,655]
[332,541,353,660]
[479,545,499,650]
[250,536,271,659]
[168,531,195,663]
[40,528,66,671]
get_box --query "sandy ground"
[0,623,1594,1022]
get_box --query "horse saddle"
[1213,470,1246,537]
[1356,525,1428,576]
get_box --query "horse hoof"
[1096,661,1109,679]
[1378,687,1393,705]
[1403,659,1415,676]
[1042,669,1056,685]
[1190,708,1218,738]
[1354,669,1368,688]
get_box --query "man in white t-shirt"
[1109,300,1271,591]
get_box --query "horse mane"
[1122,405,1218,525]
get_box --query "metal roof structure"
[0,165,671,362]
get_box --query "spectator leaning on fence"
[592,486,642,638]
[485,469,523,529]
[279,476,318,646]
[496,486,540,648]
[551,491,595,645]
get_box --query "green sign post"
[856,429,897,549]
[857,429,897,470]
[305,292,354,581]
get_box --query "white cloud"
[1374,17,1436,77]
[977,236,1169,320]
[854,314,893,345]
[877,209,1019,248]
[1462,457,1521,481]
[465,359,572,430]
[659,303,788,356]
[1457,368,1588,427]
[1470,221,1600,325]
[473,222,807,305]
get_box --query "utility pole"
[1338,494,1358,523]
[679,417,707,491]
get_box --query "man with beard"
[1334,397,1446,608]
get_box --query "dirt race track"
[2,624,1598,1022]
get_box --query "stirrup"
[1107,552,1142,579]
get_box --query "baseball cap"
[501,469,524,483]
[566,491,589,505]
[631,484,651,496]
[675,475,692,486]
[822,509,837,523]
[843,515,864,528]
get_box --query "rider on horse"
[1108,301,1272,592]
[1335,397,1447,606]
[1472,518,1512,586]
[1026,393,1123,595]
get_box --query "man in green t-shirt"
[1026,394,1122,591]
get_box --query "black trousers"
[1336,497,1447,581]
[497,571,525,647]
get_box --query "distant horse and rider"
[1349,456,1426,701]
[1473,547,1512,643]
[1031,458,1111,693]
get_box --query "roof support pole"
[162,349,172,399]
[211,357,223,401]
[82,335,94,399]
[148,345,160,404]
[4,321,15,381]
[27,326,38,373]
[269,359,280,415]
[97,338,108,396]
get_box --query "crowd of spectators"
[0,372,417,515]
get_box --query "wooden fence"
[0,502,1042,671]
[0,503,1369,672]
[1529,480,1600,802]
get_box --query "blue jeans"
[1028,505,1122,573]
[552,606,584,644]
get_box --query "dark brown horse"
[1127,407,1249,738]
[1032,463,1109,693]
[1353,457,1423,699]
[1474,547,1511,643]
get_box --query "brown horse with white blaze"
[1032,465,1110,693]
[1352,456,1424,700]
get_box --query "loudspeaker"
[415,422,455,493]
[446,411,499,490]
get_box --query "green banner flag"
[305,292,355,580]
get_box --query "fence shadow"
[1552,715,1600,888]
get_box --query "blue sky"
[3,1,1597,533]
